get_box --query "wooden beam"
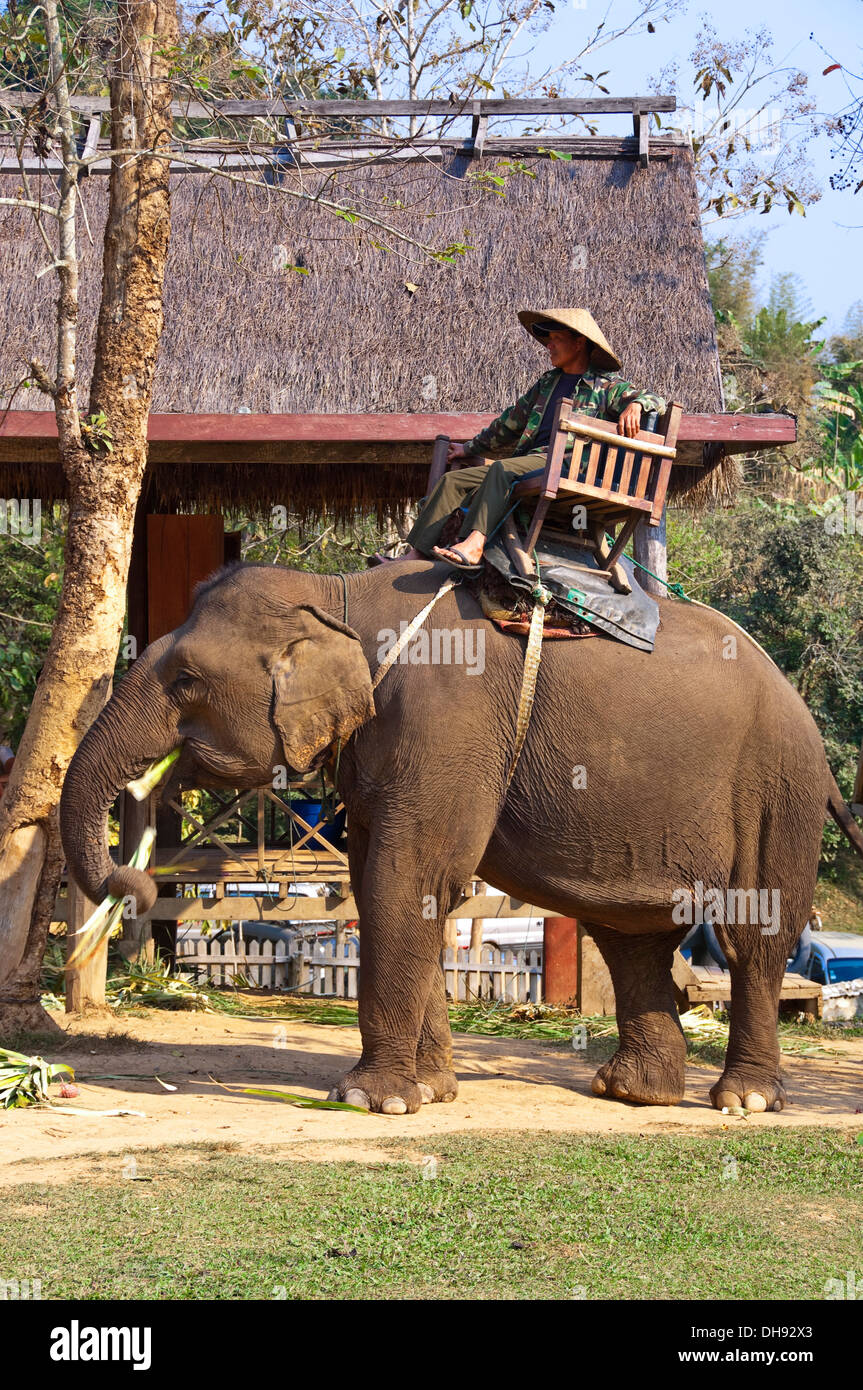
[0,408,798,460]
[52,891,553,923]
[0,89,677,119]
[0,134,686,175]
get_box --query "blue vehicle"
[680,920,812,976]
[803,932,863,986]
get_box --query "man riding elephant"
[400,307,666,569]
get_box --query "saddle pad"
[483,530,661,652]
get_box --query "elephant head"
[60,564,375,914]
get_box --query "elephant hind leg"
[585,923,688,1106]
[709,821,819,1114]
[709,901,803,1115]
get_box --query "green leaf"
[240,1087,369,1112]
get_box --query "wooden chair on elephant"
[511,396,683,591]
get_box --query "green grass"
[2,1129,861,1300]
[815,852,863,934]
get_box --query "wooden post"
[147,514,226,968]
[542,916,579,1004]
[469,880,485,954]
[577,926,616,1016]
[426,434,450,494]
[65,881,108,1012]
[633,507,667,597]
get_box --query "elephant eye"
[171,671,200,701]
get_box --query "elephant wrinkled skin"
[60,560,859,1116]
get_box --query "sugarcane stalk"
[66,826,157,970]
[126,747,180,801]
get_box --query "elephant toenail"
[591,1076,607,1096]
[744,1092,768,1113]
[442,1092,456,1102]
[713,1090,742,1111]
[381,1097,408,1115]
[418,1084,434,1104]
[343,1088,370,1108]
[772,1099,783,1112]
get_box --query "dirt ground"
[3,1009,862,1187]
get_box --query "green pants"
[406,453,547,555]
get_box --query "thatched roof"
[0,147,725,519]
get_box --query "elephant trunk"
[60,640,178,915]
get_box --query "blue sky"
[526,0,862,335]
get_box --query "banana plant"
[0,1048,74,1109]
[813,362,863,490]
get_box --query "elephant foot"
[591,1034,686,1107]
[328,1065,424,1115]
[710,1070,786,1114]
[415,1063,459,1104]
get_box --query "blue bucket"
[291,797,347,845]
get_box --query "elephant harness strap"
[371,577,460,689]
[365,572,546,789]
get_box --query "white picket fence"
[176,936,358,995]
[444,946,543,1003]
[176,935,543,1002]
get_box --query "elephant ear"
[270,604,375,774]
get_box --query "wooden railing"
[1,90,681,171]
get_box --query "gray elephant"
[60,561,863,1114]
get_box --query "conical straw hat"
[517,307,621,371]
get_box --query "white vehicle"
[453,886,544,952]
[176,882,336,952]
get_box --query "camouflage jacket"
[463,368,667,459]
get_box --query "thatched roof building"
[0,137,771,521]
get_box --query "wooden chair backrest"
[562,408,679,523]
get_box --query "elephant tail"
[827,773,863,859]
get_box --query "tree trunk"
[0,0,179,1036]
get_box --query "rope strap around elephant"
[367,568,545,791]
[505,572,552,788]
[323,575,458,813]
[371,576,459,689]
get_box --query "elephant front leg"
[415,965,458,1104]
[585,923,688,1105]
[327,873,445,1115]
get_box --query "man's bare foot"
[431,544,482,569]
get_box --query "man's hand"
[447,441,468,463]
[617,401,643,438]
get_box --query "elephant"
[60,559,863,1115]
